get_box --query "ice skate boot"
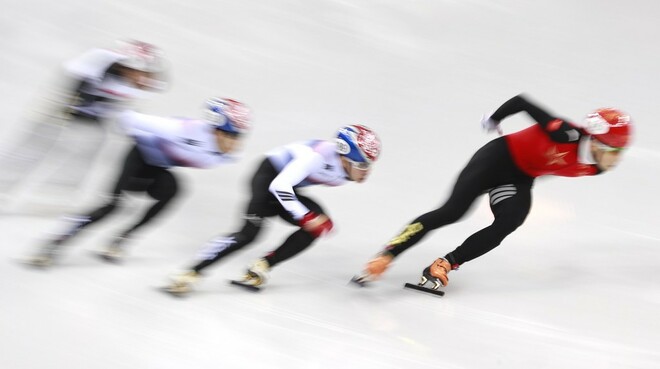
[97,236,129,263]
[162,270,200,297]
[351,252,393,287]
[230,258,270,292]
[404,258,455,296]
[23,216,91,268]
[24,243,60,268]
[420,259,450,289]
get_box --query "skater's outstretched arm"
[490,94,583,143]
[490,94,557,125]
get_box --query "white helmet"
[115,40,165,73]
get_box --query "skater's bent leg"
[119,170,179,238]
[263,229,317,267]
[385,193,478,257]
[265,195,327,266]
[46,194,121,246]
[86,194,123,221]
[189,160,279,274]
[192,218,263,273]
[384,159,495,257]
[74,146,145,228]
[386,139,525,258]
[356,200,473,283]
[444,219,521,265]
[48,147,153,245]
[107,145,150,197]
[445,184,532,265]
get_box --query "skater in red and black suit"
[354,94,633,291]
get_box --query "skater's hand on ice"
[299,212,334,238]
[480,114,502,135]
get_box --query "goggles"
[347,159,371,170]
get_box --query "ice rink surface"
[1,1,659,368]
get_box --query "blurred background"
[1,1,659,368]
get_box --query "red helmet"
[584,108,632,148]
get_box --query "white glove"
[480,114,502,135]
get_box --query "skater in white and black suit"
[26,98,251,266]
[0,40,167,205]
[354,94,633,292]
[164,124,382,295]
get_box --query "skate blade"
[95,252,122,264]
[157,286,190,298]
[229,280,261,292]
[349,275,369,287]
[17,257,53,270]
[404,282,445,297]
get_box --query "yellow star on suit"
[545,146,569,165]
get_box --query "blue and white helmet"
[204,97,252,135]
[336,124,381,164]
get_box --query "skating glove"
[299,212,333,238]
[480,114,502,135]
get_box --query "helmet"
[204,97,251,135]
[584,108,632,148]
[115,40,165,73]
[336,125,381,164]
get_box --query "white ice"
[1,1,659,368]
